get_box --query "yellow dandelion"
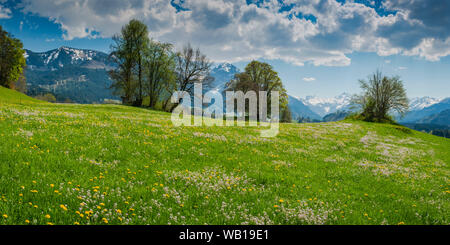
[45,214,51,219]
[2,214,8,218]
[60,204,68,211]
[25,219,30,224]
[279,199,284,203]
[102,218,108,224]
[274,205,279,208]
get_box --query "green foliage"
[145,41,176,109]
[280,107,292,123]
[0,25,26,88]
[225,60,289,121]
[0,88,449,225]
[352,71,409,123]
[34,93,57,103]
[109,19,149,105]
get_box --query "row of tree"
[109,20,212,112]
[109,20,291,121]
[0,25,27,93]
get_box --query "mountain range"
[24,47,117,103]
[22,46,449,126]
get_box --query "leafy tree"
[0,25,26,88]
[144,41,176,108]
[225,60,289,121]
[280,106,292,123]
[13,73,27,94]
[109,20,149,105]
[352,71,409,122]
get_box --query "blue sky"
[1,0,449,98]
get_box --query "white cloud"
[303,77,316,82]
[17,0,450,66]
[0,5,11,19]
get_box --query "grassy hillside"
[0,86,44,105]
[0,87,448,225]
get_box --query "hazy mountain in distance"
[400,98,450,123]
[409,97,442,111]
[417,109,450,126]
[25,46,115,71]
[24,46,118,103]
[288,95,322,120]
[209,63,240,93]
[299,93,353,117]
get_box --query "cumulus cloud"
[303,77,316,82]
[16,0,450,66]
[0,5,11,19]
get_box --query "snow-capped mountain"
[209,63,240,93]
[25,46,115,71]
[408,97,442,111]
[24,46,117,103]
[299,93,353,117]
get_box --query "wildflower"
[50,184,55,188]
[398,222,405,225]
[25,220,30,224]
[30,190,38,193]
[279,199,284,203]
[74,222,80,225]
[364,193,369,197]
[47,222,54,225]
[60,204,68,211]
[2,214,7,218]
[116,209,122,214]
[102,218,108,224]
[45,214,51,219]
[274,205,279,208]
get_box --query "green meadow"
[0,87,449,225]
